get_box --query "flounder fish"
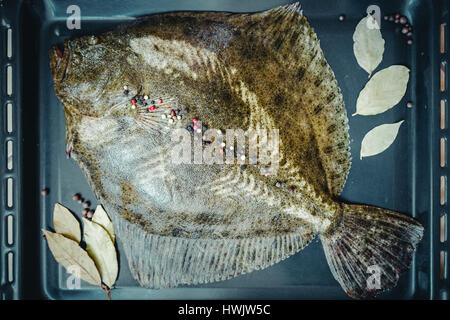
[49,3,423,299]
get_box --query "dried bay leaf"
[53,203,81,243]
[353,14,385,76]
[92,205,115,243]
[42,229,101,286]
[354,65,410,116]
[360,121,405,159]
[83,218,118,288]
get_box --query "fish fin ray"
[320,204,423,299]
[300,37,351,196]
[116,214,315,288]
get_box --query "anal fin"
[116,213,315,288]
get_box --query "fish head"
[50,35,142,119]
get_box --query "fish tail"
[320,203,423,299]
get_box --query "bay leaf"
[354,65,410,116]
[42,229,101,286]
[360,121,405,159]
[353,14,385,76]
[83,218,118,288]
[92,205,115,243]
[53,203,81,243]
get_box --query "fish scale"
[50,2,423,298]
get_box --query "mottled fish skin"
[51,4,340,238]
[50,3,423,299]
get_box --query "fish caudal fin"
[320,204,423,299]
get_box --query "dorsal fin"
[230,2,352,195]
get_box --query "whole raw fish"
[49,2,423,299]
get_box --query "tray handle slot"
[441,176,447,206]
[438,0,450,299]
[6,140,13,171]
[6,215,13,246]
[6,65,12,96]
[7,252,14,283]
[6,177,14,208]
[0,0,21,300]
[441,251,447,280]
[6,28,12,59]
[441,214,447,243]
[6,103,13,133]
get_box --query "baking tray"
[0,0,449,300]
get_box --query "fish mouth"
[50,42,70,83]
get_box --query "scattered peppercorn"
[83,201,91,208]
[339,14,345,21]
[41,188,49,196]
[72,193,80,201]
[385,13,414,43]
[407,101,414,108]
[87,210,95,219]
